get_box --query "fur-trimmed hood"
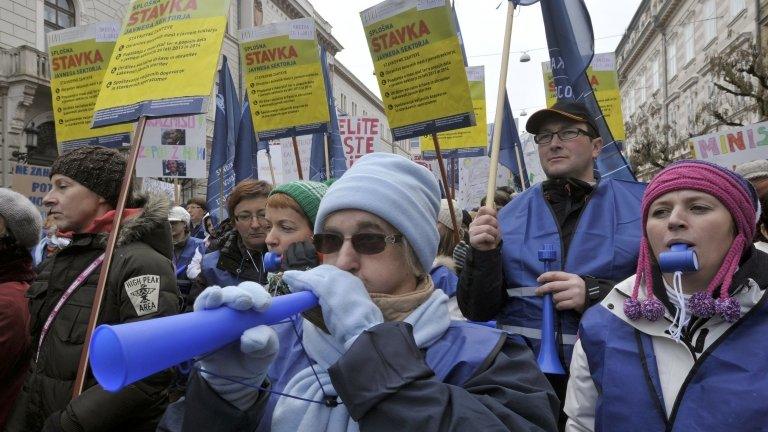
[94,193,174,259]
[433,255,456,272]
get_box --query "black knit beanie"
[50,146,130,208]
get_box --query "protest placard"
[420,66,486,159]
[542,52,625,141]
[140,177,176,204]
[47,22,132,154]
[361,0,475,141]
[690,121,768,169]
[92,0,230,127]
[136,114,206,178]
[338,116,381,168]
[239,18,330,140]
[10,163,52,218]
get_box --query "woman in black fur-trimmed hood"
[5,147,180,432]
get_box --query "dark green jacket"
[6,195,180,432]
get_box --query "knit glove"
[193,282,279,410]
[283,265,383,350]
[282,240,320,270]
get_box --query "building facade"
[0,0,402,193]
[615,0,763,179]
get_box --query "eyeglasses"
[313,232,403,255]
[235,213,269,225]
[533,128,595,145]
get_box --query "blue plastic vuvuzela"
[537,244,566,375]
[89,290,318,392]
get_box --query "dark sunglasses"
[313,232,403,255]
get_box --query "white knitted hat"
[0,188,43,248]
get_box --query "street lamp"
[12,122,38,163]
[519,109,528,117]
[519,51,531,63]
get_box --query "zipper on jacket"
[667,285,768,425]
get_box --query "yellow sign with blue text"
[239,18,330,140]
[542,52,625,141]
[420,66,486,158]
[361,0,475,141]
[47,23,132,154]
[92,0,230,127]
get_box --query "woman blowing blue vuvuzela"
[159,153,559,432]
[564,160,768,431]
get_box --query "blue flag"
[309,47,347,181]
[495,92,529,189]
[539,0,635,181]
[207,56,239,226]
[236,99,270,183]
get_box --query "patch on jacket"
[124,275,160,316]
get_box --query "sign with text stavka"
[136,114,206,178]
[542,52,626,141]
[92,0,230,127]
[361,0,475,141]
[690,121,768,169]
[420,66,486,158]
[239,18,330,140]
[47,23,132,153]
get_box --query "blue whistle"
[537,243,557,267]
[263,252,282,272]
[659,243,699,273]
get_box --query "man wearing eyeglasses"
[457,100,645,418]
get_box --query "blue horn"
[659,243,699,273]
[89,290,318,392]
[263,252,282,272]
[537,244,566,375]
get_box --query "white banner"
[10,163,52,218]
[339,116,381,168]
[690,121,768,170]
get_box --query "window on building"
[44,0,75,34]
[254,0,263,26]
[703,0,716,43]
[362,109,368,116]
[340,93,347,114]
[666,35,677,78]
[731,0,746,17]
[683,19,694,63]
[351,101,357,116]
[27,121,59,166]
[638,68,646,104]
[652,55,660,90]
[626,80,636,114]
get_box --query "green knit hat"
[268,180,328,225]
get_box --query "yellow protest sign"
[361,0,475,141]
[239,18,330,140]
[420,66,486,158]
[92,0,230,127]
[47,23,132,154]
[542,52,625,141]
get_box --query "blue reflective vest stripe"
[580,293,768,431]
[497,179,645,363]
[257,320,504,431]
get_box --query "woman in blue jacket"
[161,153,558,432]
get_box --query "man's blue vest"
[497,179,644,363]
[257,319,506,431]
[579,294,768,431]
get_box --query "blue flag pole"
[207,56,240,226]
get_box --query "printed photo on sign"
[162,160,187,177]
[124,275,160,317]
[162,129,186,146]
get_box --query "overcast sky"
[311,0,642,123]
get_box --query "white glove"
[283,265,383,350]
[194,282,279,410]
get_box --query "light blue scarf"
[271,289,451,432]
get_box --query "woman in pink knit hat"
[563,160,767,431]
